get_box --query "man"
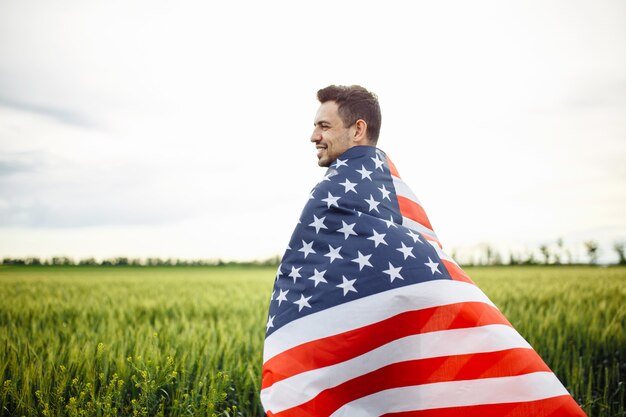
[310,85,381,168]
[261,85,586,417]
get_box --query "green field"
[0,266,624,417]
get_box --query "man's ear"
[352,119,368,144]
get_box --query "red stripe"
[387,156,400,177]
[397,195,434,231]
[262,302,510,389]
[272,349,552,417]
[382,394,587,417]
[443,260,475,284]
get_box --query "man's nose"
[310,130,321,142]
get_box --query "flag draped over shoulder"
[261,146,586,417]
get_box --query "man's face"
[310,101,353,167]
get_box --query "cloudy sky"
[1,0,625,263]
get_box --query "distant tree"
[114,257,129,266]
[146,258,160,266]
[539,245,551,265]
[554,238,564,265]
[52,256,74,266]
[79,257,98,266]
[25,257,42,265]
[492,251,503,266]
[521,249,537,265]
[614,242,626,265]
[509,252,521,266]
[564,248,573,265]
[2,258,25,265]
[584,240,599,265]
[483,244,494,266]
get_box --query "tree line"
[0,256,281,267]
[2,241,625,267]
[452,239,626,266]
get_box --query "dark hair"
[317,85,382,144]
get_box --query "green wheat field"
[0,266,624,417]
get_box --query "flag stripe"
[261,301,510,388]
[397,195,435,231]
[392,176,422,205]
[443,259,475,283]
[386,156,400,177]
[327,372,570,417]
[263,280,495,362]
[381,395,586,417]
[400,216,440,245]
[267,348,551,417]
[262,325,534,413]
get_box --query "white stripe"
[402,216,439,241]
[429,240,454,262]
[329,372,569,417]
[392,176,421,204]
[263,280,493,363]
[261,324,531,413]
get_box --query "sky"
[1,0,625,263]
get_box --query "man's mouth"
[316,146,327,157]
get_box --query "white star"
[397,242,416,260]
[276,289,289,306]
[406,229,423,244]
[322,192,340,208]
[371,155,385,171]
[293,294,313,312]
[266,315,275,330]
[275,264,283,280]
[367,230,387,248]
[337,221,357,240]
[337,276,357,296]
[308,269,328,287]
[356,165,373,180]
[309,215,328,234]
[339,178,358,193]
[352,251,373,270]
[384,215,398,228]
[334,158,348,168]
[288,266,302,283]
[321,173,332,182]
[383,262,404,283]
[298,240,316,259]
[324,245,343,263]
[378,184,391,200]
[425,257,442,275]
[309,190,315,200]
[364,194,381,213]
[270,290,275,301]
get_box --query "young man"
[310,85,381,167]
[261,85,586,417]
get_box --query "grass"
[0,265,624,416]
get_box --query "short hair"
[317,85,382,144]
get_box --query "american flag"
[261,146,586,417]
